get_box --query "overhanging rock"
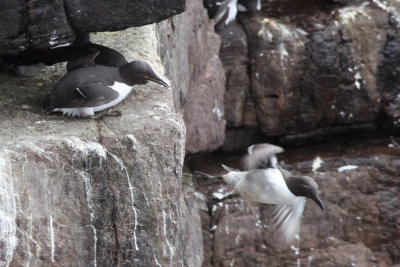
[0,0,185,55]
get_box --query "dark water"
[185,137,400,174]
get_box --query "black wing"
[56,82,119,108]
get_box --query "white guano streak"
[49,216,55,262]
[78,171,97,267]
[106,151,139,251]
[0,156,18,266]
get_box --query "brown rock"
[219,22,253,128]
[220,1,400,149]
[242,16,308,136]
[158,0,226,153]
[189,140,400,266]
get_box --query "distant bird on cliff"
[203,0,261,31]
[194,143,324,243]
[214,0,238,28]
[66,32,128,71]
[237,0,261,13]
[42,61,169,117]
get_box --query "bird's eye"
[301,184,310,191]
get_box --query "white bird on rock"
[194,143,324,243]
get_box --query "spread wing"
[270,197,306,244]
[57,82,119,108]
[242,143,284,170]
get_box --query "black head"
[120,61,169,87]
[286,176,324,211]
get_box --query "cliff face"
[218,0,400,150]
[158,0,226,154]
[0,26,196,266]
[1,0,400,266]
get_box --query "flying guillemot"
[195,143,324,243]
[42,60,169,117]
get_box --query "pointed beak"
[312,195,325,211]
[148,75,170,87]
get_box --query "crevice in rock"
[62,0,74,32]
[113,222,120,266]
[266,94,279,99]
[23,0,32,47]
[236,17,261,128]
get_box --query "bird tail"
[41,96,53,115]
[193,171,223,179]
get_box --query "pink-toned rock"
[158,0,226,153]
[219,1,398,149]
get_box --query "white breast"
[54,82,133,117]
[92,82,133,112]
[233,168,297,205]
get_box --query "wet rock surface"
[0,0,185,55]
[186,138,400,266]
[217,0,400,150]
[0,26,197,266]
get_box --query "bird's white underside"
[224,168,297,204]
[223,168,305,243]
[53,82,133,117]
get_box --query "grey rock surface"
[0,26,200,266]
[0,0,185,55]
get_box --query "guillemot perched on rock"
[67,32,128,71]
[42,61,169,117]
[195,143,324,243]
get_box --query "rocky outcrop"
[0,0,185,55]
[0,26,198,266]
[217,0,400,150]
[158,0,226,153]
[188,139,400,266]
